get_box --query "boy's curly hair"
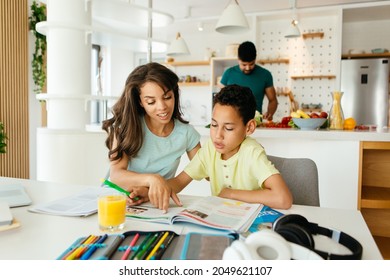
[213,84,256,125]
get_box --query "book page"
[28,187,111,217]
[125,195,196,223]
[126,204,183,223]
[173,196,262,232]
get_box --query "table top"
[0,177,383,260]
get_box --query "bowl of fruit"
[291,110,328,130]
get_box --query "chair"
[267,155,320,206]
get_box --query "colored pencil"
[134,232,161,260]
[75,235,100,259]
[120,233,140,260]
[65,235,96,260]
[146,231,169,260]
[151,232,175,260]
[59,235,92,260]
[80,234,108,260]
[130,233,152,260]
[141,231,164,260]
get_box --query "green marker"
[101,179,139,201]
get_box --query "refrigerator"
[340,58,389,128]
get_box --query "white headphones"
[223,228,323,260]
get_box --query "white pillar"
[46,0,91,129]
[36,0,110,185]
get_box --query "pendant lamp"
[285,19,301,38]
[215,0,249,34]
[167,32,190,56]
[285,0,301,38]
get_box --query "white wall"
[342,19,390,54]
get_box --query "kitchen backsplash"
[258,17,339,121]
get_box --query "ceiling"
[149,0,390,21]
[90,0,390,49]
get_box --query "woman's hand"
[147,174,182,213]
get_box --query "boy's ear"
[246,119,257,135]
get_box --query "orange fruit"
[343,117,356,130]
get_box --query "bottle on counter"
[329,91,345,130]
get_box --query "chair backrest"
[268,155,320,206]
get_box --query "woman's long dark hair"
[102,62,187,162]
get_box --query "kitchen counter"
[194,126,390,141]
[184,126,390,210]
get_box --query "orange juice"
[98,194,126,231]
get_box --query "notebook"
[0,184,32,207]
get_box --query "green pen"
[101,179,139,201]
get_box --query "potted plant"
[29,0,47,94]
[0,122,7,154]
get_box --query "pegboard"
[258,17,339,121]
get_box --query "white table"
[0,177,383,260]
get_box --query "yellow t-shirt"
[184,137,279,196]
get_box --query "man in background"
[220,41,278,121]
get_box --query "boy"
[169,84,292,209]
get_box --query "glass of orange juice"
[98,192,126,231]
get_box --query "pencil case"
[57,230,179,260]
[57,230,238,260]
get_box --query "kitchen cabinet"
[359,141,390,259]
[210,57,237,93]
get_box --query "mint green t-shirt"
[184,137,279,196]
[127,118,200,179]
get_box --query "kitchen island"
[181,126,390,210]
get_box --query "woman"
[102,62,201,213]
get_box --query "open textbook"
[28,187,112,217]
[126,196,262,233]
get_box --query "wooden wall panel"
[0,0,29,178]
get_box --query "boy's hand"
[126,186,149,206]
[218,187,232,199]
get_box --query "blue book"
[247,206,284,233]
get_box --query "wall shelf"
[178,82,209,87]
[258,58,289,65]
[301,108,322,112]
[342,52,390,59]
[302,32,324,39]
[291,75,336,80]
[165,60,210,67]
[361,186,390,208]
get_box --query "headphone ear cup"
[222,240,253,260]
[275,224,315,249]
[245,229,291,260]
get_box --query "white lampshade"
[285,0,301,38]
[215,0,249,34]
[285,20,301,38]
[167,32,190,56]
